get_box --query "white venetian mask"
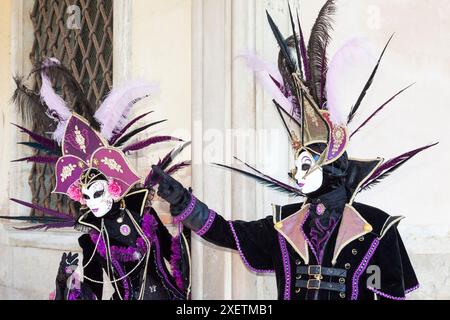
[294,149,324,194]
[81,180,114,218]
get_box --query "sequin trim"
[196,210,217,236]
[228,221,274,274]
[173,194,197,224]
[278,233,291,300]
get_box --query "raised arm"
[152,166,275,273]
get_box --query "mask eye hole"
[93,190,104,199]
[301,156,312,172]
[83,193,90,200]
[301,163,311,171]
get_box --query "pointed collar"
[274,203,373,265]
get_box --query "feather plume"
[307,0,336,104]
[239,53,294,113]
[326,38,377,124]
[114,120,167,148]
[361,143,438,190]
[266,10,296,74]
[34,58,100,132]
[165,161,191,176]
[213,162,303,197]
[39,63,73,143]
[0,214,75,231]
[109,111,154,145]
[233,157,303,195]
[12,76,48,130]
[297,9,309,81]
[144,142,191,187]
[122,136,183,153]
[9,198,74,220]
[288,4,304,78]
[94,82,159,140]
[350,84,414,138]
[11,123,58,150]
[17,142,61,155]
[12,155,58,164]
[347,34,394,124]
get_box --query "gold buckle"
[308,265,321,276]
[307,279,321,290]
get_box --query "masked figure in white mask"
[1,58,191,300]
[152,1,435,300]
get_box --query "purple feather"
[123,136,183,153]
[12,155,58,164]
[170,235,184,291]
[109,111,153,145]
[12,123,58,150]
[166,161,191,176]
[14,221,75,231]
[350,84,414,138]
[363,143,438,188]
[296,10,309,81]
[10,198,74,220]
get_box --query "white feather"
[239,53,294,117]
[94,81,159,140]
[326,38,377,124]
[39,58,72,144]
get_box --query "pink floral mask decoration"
[67,178,123,217]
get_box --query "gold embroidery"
[74,125,87,153]
[305,104,319,127]
[100,157,123,173]
[331,126,345,155]
[61,164,77,182]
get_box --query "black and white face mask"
[294,149,324,194]
[81,180,114,218]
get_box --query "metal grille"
[28,0,113,216]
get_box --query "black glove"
[56,252,79,285]
[152,165,188,206]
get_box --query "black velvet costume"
[171,193,418,300]
[60,189,186,300]
[153,154,419,300]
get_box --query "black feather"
[17,142,61,156]
[33,60,100,130]
[0,215,70,224]
[360,160,406,191]
[288,4,303,78]
[266,10,296,74]
[213,163,303,197]
[113,119,167,147]
[273,100,293,140]
[12,76,49,131]
[306,0,336,104]
[347,34,394,124]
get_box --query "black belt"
[295,279,346,293]
[296,265,347,278]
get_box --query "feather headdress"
[3,58,190,231]
[219,2,436,199]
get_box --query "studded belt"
[296,265,347,278]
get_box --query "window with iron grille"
[28,0,113,216]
